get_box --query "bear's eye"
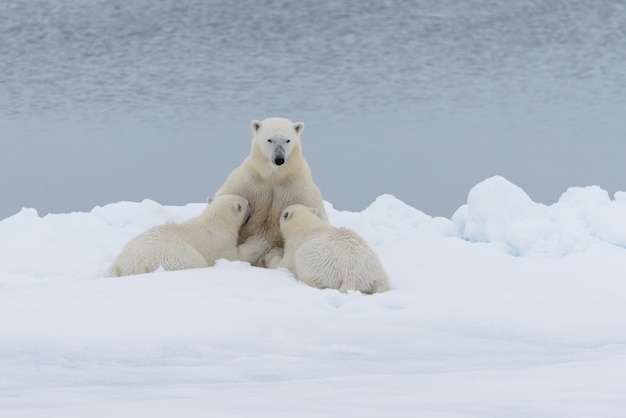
[286,139,290,143]
[267,139,272,143]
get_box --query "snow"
[1,175,626,417]
[454,175,626,256]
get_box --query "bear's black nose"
[274,157,285,166]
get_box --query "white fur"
[270,204,391,294]
[108,195,268,277]
[214,117,327,266]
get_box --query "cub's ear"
[281,209,291,222]
[251,120,262,133]
[311,207,324,219]
[233,201,243,213]
[207,196,214,204]
[293,122,304,134]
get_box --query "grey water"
[2,0,626,220]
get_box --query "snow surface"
[1,176,626,417]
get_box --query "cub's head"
[251,117,304,167]
[208,195,253,226]
[279,204,324,236]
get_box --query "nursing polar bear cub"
[269,204,391,294]
[109,195,267,277]
[214,117,327,266]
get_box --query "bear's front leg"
[264,246,284,269]
[236,235,269,264]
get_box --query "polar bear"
[268,204,391,294]
[108,195,268,277]
[214,117,327,266]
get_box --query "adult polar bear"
[214,117,327,266]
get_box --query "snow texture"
[1,176,626,417]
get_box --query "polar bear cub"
[214,117,327,266]
[109,195,268,277]
[269,204,390,294]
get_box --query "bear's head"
[279,204,324,236]
[208,194,253,226]
[251,117,304,167]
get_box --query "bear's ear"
[234,202,243,213]
[251,120,262,133]
[281,210,291,222]
[207,196,214,204]
[311,207,324,219]
[293,122,304,134]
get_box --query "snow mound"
[453,176,626,256]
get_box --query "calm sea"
[2,0,625,218]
